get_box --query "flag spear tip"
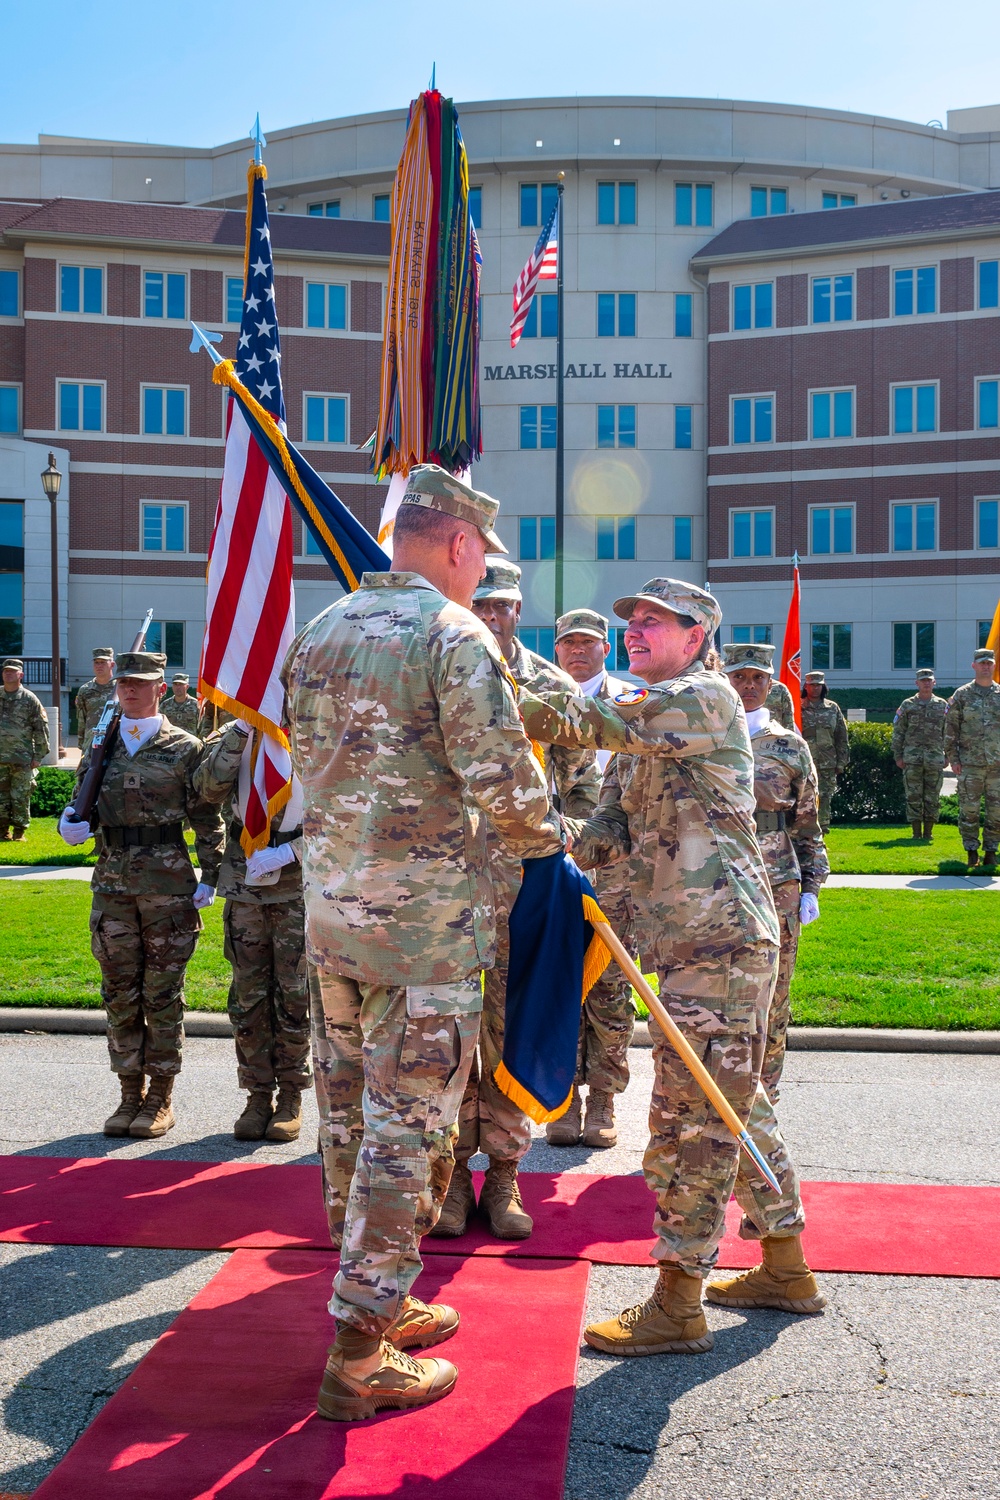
[189,322,223,364]
[429,62,436,90]
[250,114,266,164]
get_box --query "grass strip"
[825,823,968,874]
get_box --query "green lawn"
[0,817,96,867]
[825,823,969,874]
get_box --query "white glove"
[246,843,297,885]
[193,883,216,910]
[799,892,820,925]
[58,807,92,846]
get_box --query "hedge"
[830,722,907,824]
[30,766,77,817]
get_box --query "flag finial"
[429,62,436,90]
[792,549,800,568]
[250,114,266,165]
[189,323,223,364]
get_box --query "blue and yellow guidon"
[614,687,649,706]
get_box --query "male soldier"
[75,649,116,752]
[58,651,224,1137]
[800,671,849,831]
[435,563,599,1237]
[723,642,829,1102]
[194,722,310,1142]
[0,657,49,841]
[199,700,235,739]
[765,674,796,727]
[519,578,824,1357]
[162,673,202,739]
[282,465,565,1420]
[892,669,949,840]
[549,606,635,1149]
[945,648,1000,868]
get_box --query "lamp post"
[40,452,63,757]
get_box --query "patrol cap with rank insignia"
[555,607,608,643]
[400,463,507,554]
[2,657,23,671]
[915,669,936,681]
[804,671,826,684]
[722,642,775,676]
[613,577,722,637]
[171,672,190,685]
[92,647,114,661]
[474,560,522,602]
[973,648,996,664]
[116,651,167,681]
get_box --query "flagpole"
[554,174,565,622]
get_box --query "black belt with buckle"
[102,823,185,849]
[230,819,302,849]
[755,810,787,834]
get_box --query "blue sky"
[1,0,997,147]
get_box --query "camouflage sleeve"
[183,748,226,886]
[75,685,87,730]
[835,706,850,770]
[944,693,961,763]
[32,698,50,762]
[193,722,251,804]
[891,702,907,760]
[788,747,829,894]
[569,755,631,872]
[519,685,736,759]
[550,743,602,817]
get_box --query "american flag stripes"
[510,200,559,349]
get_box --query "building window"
[609,628,631,672]
[519,405,557,449]
[519,293,558,339]
[58,381,103,432]
[977,379,999,429]
[892,383,937,434]
[0,385,19,434]
[519,517,556,561]
[0,269,18,317]
[732,395,774,445]
[811,389,854,439]
[468,186,482,228]
[674,293,692,337]
[520,182,559,228]
[597,405,636,448]
[894,266,936,316]
[812,623,852,671]
[977,498,999,549]
[674,182,713,227]
[597,181,636,225]
[596,515,636,560]
[144,271,186,320]
[372,194,391,222]
[304,394,348,444]
[979,620,995,648]
[750,186,787,217]
[518,626,555,661]
[142,386,187,436]
[304,525,322,556]
[306,282,347,330]
[893,621,935,671]
[979,260,999,309]
[141,502,186,553]
[733,282,773,330]
[674,406,693,449]
[225,276,244,324]
[60,265,103,315]
[597,292,636,337]
[0,501,23,655]
[732,624,773,644]
[892,501,937,552]
[822,192,857,209]
[673,515,693,560]
[731,508,774,558]
[145,620,185,667]
[307,200,341,217]
[812,274,853,323]
[810,506,854,555]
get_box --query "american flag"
[510,200,559,349]
[199,165,295,854]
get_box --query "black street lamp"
[40,452,63,757]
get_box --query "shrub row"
[30,766,77,817]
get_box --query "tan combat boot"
[923,821,934,840]
[0,826,10,841]
[385,1294,460,1350]
[582,1088,618,1149]
[546,1085,582,1146]
[129,1077,175,1138]
[985,847,999,868]
[428,1160,476,1238]
[584,1265,713,1357]
[103,1077,146,1137]
[479,1159,533,1240]
[317,1333,457,1422]
[911,820,922,839]
[11,826,26,842]
[968,849,980,869]
[705,1234,827,1313]
[265,1087,302,1142]
[234,1090,273,1141]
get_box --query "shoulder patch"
[614,688,649,706]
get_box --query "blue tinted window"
[520,299,538,338]
[894,269,913,316]
[895,269,934,316]
[166,274,185,319]
[597,294,616,337]
[812,624,831,669]
[618,182,636,225]
[164,506,185,551]
[328,285,346,329]
[540,405,557,449]
[596,515,615,559]
[597,182,616,225]
[916,385,936,431]
[755,283,773,327]
[0,270,17,317]
[754,510,773,554]
[833,508,853,552]
[894,386,914,433]
[812,507,831,553]
[305,526,322,554]
[519,516,537,559]
[915,503,935,549]
[59,383,79,429]
[226,277,243,323]
[733,399,751,444]
[893,622,912,670]
[60,266,80,313]
[978,499,999,548]
[834,275,852,320]
[81,385,101,430]
[733,285,752,330]
[674,515,692,560]
[754,398,773,443]
[893,504,913,550]
[520,183,537,227]
[675,406,692,449]
[813,277,831,322]
[327,398,347,444]
[0,502,21,547]
[915,622,935,669]
[539,516,556,560]
[142,504,162,550]
[618,405,636,448]
[372,195,390,222]
[83,267,102,314]
[812,393,831,440]
[0,387,18,433]
[822,192,838,209]
[166,389,185,435]
[306,284,325,328]
[833,390,853,436]
[144,388,163,434]
[597,406,616,448]
[618,515,636,558]
[674,183,692,226]
[144,272,164,318]
[980,260,999,309]
[732,512,752,556]
[541,183,559,223]
[979,380,999,428]
[695,184,713,226]
[771,187,788,215]
[468,187,482,229]
[307,204,323,217]
[325,201,340,217]
[539,294,558,338]
[916,267,936,314]
[750,186,768,218]
[305,396,325,442]
[675,293,692,337]
[519,406,538,449]
[618,293,636,337]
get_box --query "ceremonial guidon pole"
[554,173,566,620]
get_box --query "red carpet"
[2,1155,997,1276]
[32,1249,588,1500]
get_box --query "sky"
[1,0,997,148]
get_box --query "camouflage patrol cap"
[973,648,996,664]
[401,464,507,554]
[555,607,609,643]
[915,669,936,681]
[722,642,775,676]
[613,577,722,637]
[473,560,522,602]
[92,647,114,661]
[116,650,167,682]
[2,658,23,671]
[804,671,826,684]
[171,673,190,685]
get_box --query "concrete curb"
[631,1020,1000,1054]
[0,1008,232,1038]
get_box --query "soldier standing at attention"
[58,651,224,1137]
[518,578,824,1357]
[194,721,310,1142]
[945,648,1000,868]
[0,657,49,841]
[892,669,949,840]
[800,671,849,832]
[433,562,599,1239]
[549,606,635,1150]
[75,649,116,752]
[722,642,829,1102]
[162,673,202,739]
[199,700,235,739]
[765,674,796,727]
[282,465,565,1421]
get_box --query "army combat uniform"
[945,654,1000,862]
[75,650,116,753]
[892,672,948,837]
[800,676,849,831]
[765,677,796,727]
[0,661,50,837]
[162,675,202,739]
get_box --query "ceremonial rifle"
[69,611,154,828]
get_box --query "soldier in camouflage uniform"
[945,648,1000,868]
[765,675,796,726]
[75,648,116,753]
[519,578,824,1358]
[199,700,235,739]
[194,719,311,1142]
[892,669,949,840]
[162,673,202,739]
[282,466,565,1420]
[0,657,50,840]
[723,642,829,1102]
[430,563,600,1241]
[800,671,849,832]
[59,651,224,1138]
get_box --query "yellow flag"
[988,598,1000,685]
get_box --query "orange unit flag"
[779,560,802,730]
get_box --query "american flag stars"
[234,172,285,421]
